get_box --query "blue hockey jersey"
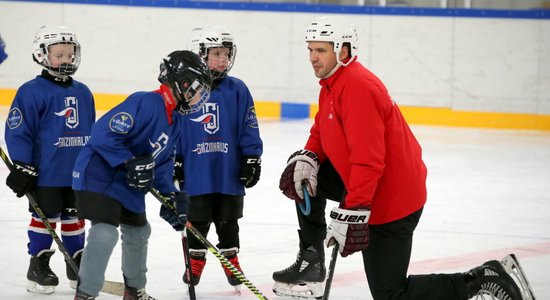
[5,75,95,186]
[178,76,262,196]
[72,90,179,213]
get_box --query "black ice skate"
[465,254,536,300]
[123,285,157,300]
[67,249,83,289]
[27,249,59,294]
[272,245,326,299]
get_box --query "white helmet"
[187,25,236,80]
[32,25,81,78]
[305,16,358,65]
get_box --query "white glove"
[326,207,370,257]
[279,150,320,201]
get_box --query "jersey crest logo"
[109,112,134,134]
[190,103,219,135]
[54,97,79,129]
[247,106,259,128]
[7,108,23,129]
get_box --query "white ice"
[1,118,549,299]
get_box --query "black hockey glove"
[173,155,184,182]
[279,150,319,203]
[6,161,39,198]
[125,155,155,193]
[326,207,370,257]
[159,192,189,231]
[239,156,261,188]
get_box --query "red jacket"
[305,59,427,225]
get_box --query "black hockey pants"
[296,160,468,300]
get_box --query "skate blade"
[273,281,323,299]
[501,254,536,300]
[26,281,55,294]
[233,284,242,295]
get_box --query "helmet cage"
[32,25,81,77]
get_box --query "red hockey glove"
[326,207,370,257]
[279,150,319,203]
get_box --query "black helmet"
[158,50,212,114]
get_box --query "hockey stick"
[322,243,339,300]
[150,188,269,300]
[299,187,338,300]
[181,229,197,300]
[0,146,124,296]
[298,184,311,216]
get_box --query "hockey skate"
[123,285,157,300]
[220,248,243,293]
[67,249,83,289]
[272,246,326,299]
[466,254,536,300]
[26,249,59,294]
[183,249,207,286]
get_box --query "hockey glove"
[239,156,261,188]
[173,155,184,182]
[159,192,189,231]
[125,155,155,193]
[279,150,319,203]
[6,161,38,198]
[326,207,370,257]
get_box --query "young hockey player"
[4,25,95,294]
[273,16,536,300]
[172,25,263,289]
[72,50,212,300]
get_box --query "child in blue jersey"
[4,25,95,295]
[72,50,212,300]
[174,25,263,289]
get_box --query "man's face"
[307,41,337,79]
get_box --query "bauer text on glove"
[279,149,319,202]
[125,155,155,193]
[326,207,370,257]
[239,155,261,188]
[159,192,189,231]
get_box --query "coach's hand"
[326,207,370,257]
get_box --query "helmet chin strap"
[46,68,70,82]
[322,53,354,79]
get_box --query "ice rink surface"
[1,118,549,299]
